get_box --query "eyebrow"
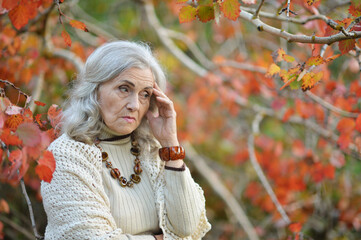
[119,80,154,90]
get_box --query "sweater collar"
[98,122,131,145]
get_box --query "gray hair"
[61,41,166,147]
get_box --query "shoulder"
[48,134,101,168]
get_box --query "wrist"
[159,139,179,147]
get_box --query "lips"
[122,116,136,123]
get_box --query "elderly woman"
[40,41,211,240]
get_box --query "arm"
[41,136,158,240]
[147,83,210,238]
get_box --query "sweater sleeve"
[41,135,156,240]
[163,166,205,238]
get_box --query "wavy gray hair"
[61,41,166,147]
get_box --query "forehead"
[113,67,155,86]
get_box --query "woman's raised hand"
[146,82,179,147]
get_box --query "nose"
[126,93,140,111]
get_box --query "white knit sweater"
[41,133,211,240]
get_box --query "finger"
[155,96,173,107]
[152,88,168,99]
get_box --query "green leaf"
[352,0,361,8]
[220,0,241,21]
[179,5,197,23]
[290,79,302,90]
[197,5,215,23]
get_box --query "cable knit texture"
[41,133,211,240]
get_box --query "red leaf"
[2,0,19,11]
[197,5,215,22]
[179,5,197,23]
[336,118,355,134]
[349,4,361,17]
[15,122,41,147]
[34,100,46,106]
[338,133,352,150]
[324,164,335,180]
[356,114,361,133]
[47,104,62,128]
[69,19,89,32]
[8,149,23,179]
[61,29,72,47]
[339,39,356,54]
[8,0,38,30]
[289,222,302,232]
[35,150,56,183]
[220,0,241,21]
[5,114,23,130]
[0,128,22,145]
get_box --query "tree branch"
[248,114,291,225]
[253,0,265,19]
[183,142,260,240]
[143,1,208,77]
[238,9,361,44]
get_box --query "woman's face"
[98,67,155,135]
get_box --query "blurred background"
[1,0,361,239]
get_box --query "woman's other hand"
[146,82,179,147]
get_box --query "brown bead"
[126,181,134,187]
[119,177,127,187]
[131,139,138,146]
[130,174,141,183]
[134,163,142,174]
[159,146,185,161]
[131,147,140,156]
[110,168,120,179]
[105,162,112,168]
[134,158,140,164]
[102,152,108,161]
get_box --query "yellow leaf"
[266,63,280,77]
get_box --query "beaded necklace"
[95,135,142,188]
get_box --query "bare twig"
[0,215,34,240]
[217,60,267,74]
[143,1,208,77]
[238,10,361,44]
[20,179,44,240]
[253,0,265,19]
[184,142,260,240]
[247,113,291,224]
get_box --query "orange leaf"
[5,114,23,130]
[0,128,22,145]
[197,5,215,22]
[266,63,280,77]
[2,0,19,10]
[339,39,356,54]
[8,149,23,179]
[282,108,294,122]
[324,164,335,180]
[69,19,89,32]
[289,222,302,232]
[61,29,72,47]
[47,104,62,128]
[34,101,46,107]
[179,5,197,23]
[306,55,324,66]
[8,1,38,30]
[355,114,361,133]
[306,0,320,6]
[336,118,355,134]
[220,0,241,21]
[35,150,56,183]
[0,199,10,214]
[338,133,352,150]
[349,4,361,17]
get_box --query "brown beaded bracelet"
[159,146,185,161]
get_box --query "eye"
[140,91,151,99]
[118,85,129,93]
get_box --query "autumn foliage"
[1,0,361,239]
